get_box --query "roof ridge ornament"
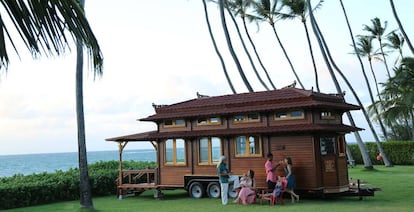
[196,92,210,98]
[282,80,296,89]
[152,103,169,110]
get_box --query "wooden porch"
[117,168,182,199]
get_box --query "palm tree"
[202,0,237,94]
[312,1,393,167]
[363,17,391,78]
[278,0,323,92]
[218,0,253,92]
[252,0,305,89]
[370,58,414,141]
[307,0,376,169]
[385,31,405,65]
[76,0,94,209]
[0,0,103,208]
[389,0,414,55]
[227,0,276,89]
[354,36,382,102]
[353,35,389,141]
[224,1,269,90]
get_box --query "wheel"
[228,183,237,198]
[189,182,204,198]
[207,182,221,198]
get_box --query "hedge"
[0,160,156,210]
[348,141,414,165]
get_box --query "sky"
[0,0,413,155]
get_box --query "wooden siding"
[269,135,318,189]
[158,139,192,186]
[337,157,349,186]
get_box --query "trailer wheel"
[207,182,221,198]
[189,182,204,198]
[228,183,237,198]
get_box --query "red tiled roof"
[140,88,359,121]
[106,124,362,142]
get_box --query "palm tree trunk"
[311,0,393,167]
[379,38,391,78]
[367,60,381,100]
[410,110,414,141]
[302,21,320,92]
[219,0,253,92]
[345,143,355,167]
[339,0,390,141]
[241,16,276,89]
[389,0,414,55]
[269,23,305,89]
[225,6,269,90]
[76,0,94,208]
[202,0,236,94]
[307,0,374,168]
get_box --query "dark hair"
[249,169,255,178]
[285,157,293,165]
[267,153,273,158]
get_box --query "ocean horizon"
[0,149,156,178]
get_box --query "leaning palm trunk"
[389,0,414,55]
[379,38,391,78]
[225,6,269,90]
[339,0,389,141]
[219,0,253,92]
[309,0,392,167]
[302,20,320,92]
[307,0,374,168]
[76,0,94,208]
[241,16,276,89]
[202,0,236,94]
[269,23,305,89]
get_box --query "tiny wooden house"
[106,87,362,198]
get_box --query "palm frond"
[0,0,103,75]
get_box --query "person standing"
[217,155,230,205]
[265,153,280,189]
[283,157,299,203]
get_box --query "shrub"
[0,160,156,210]
[349,141,414,165]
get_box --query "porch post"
[118,141,127,200]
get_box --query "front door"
[319,137,338,189]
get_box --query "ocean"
[0,149,156,178]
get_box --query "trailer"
[106,87,378,200]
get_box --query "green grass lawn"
[7,165,414,212]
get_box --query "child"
[273,176,284,198]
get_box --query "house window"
[235,135,261,157]
[165,138,186,165]
[197,117,221,125]
[320,137,336,155]
[274,110,304,120]
[233,113,260,123]
[164,119,186,127]
[321,111,335,120]
[199,137,221,165]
